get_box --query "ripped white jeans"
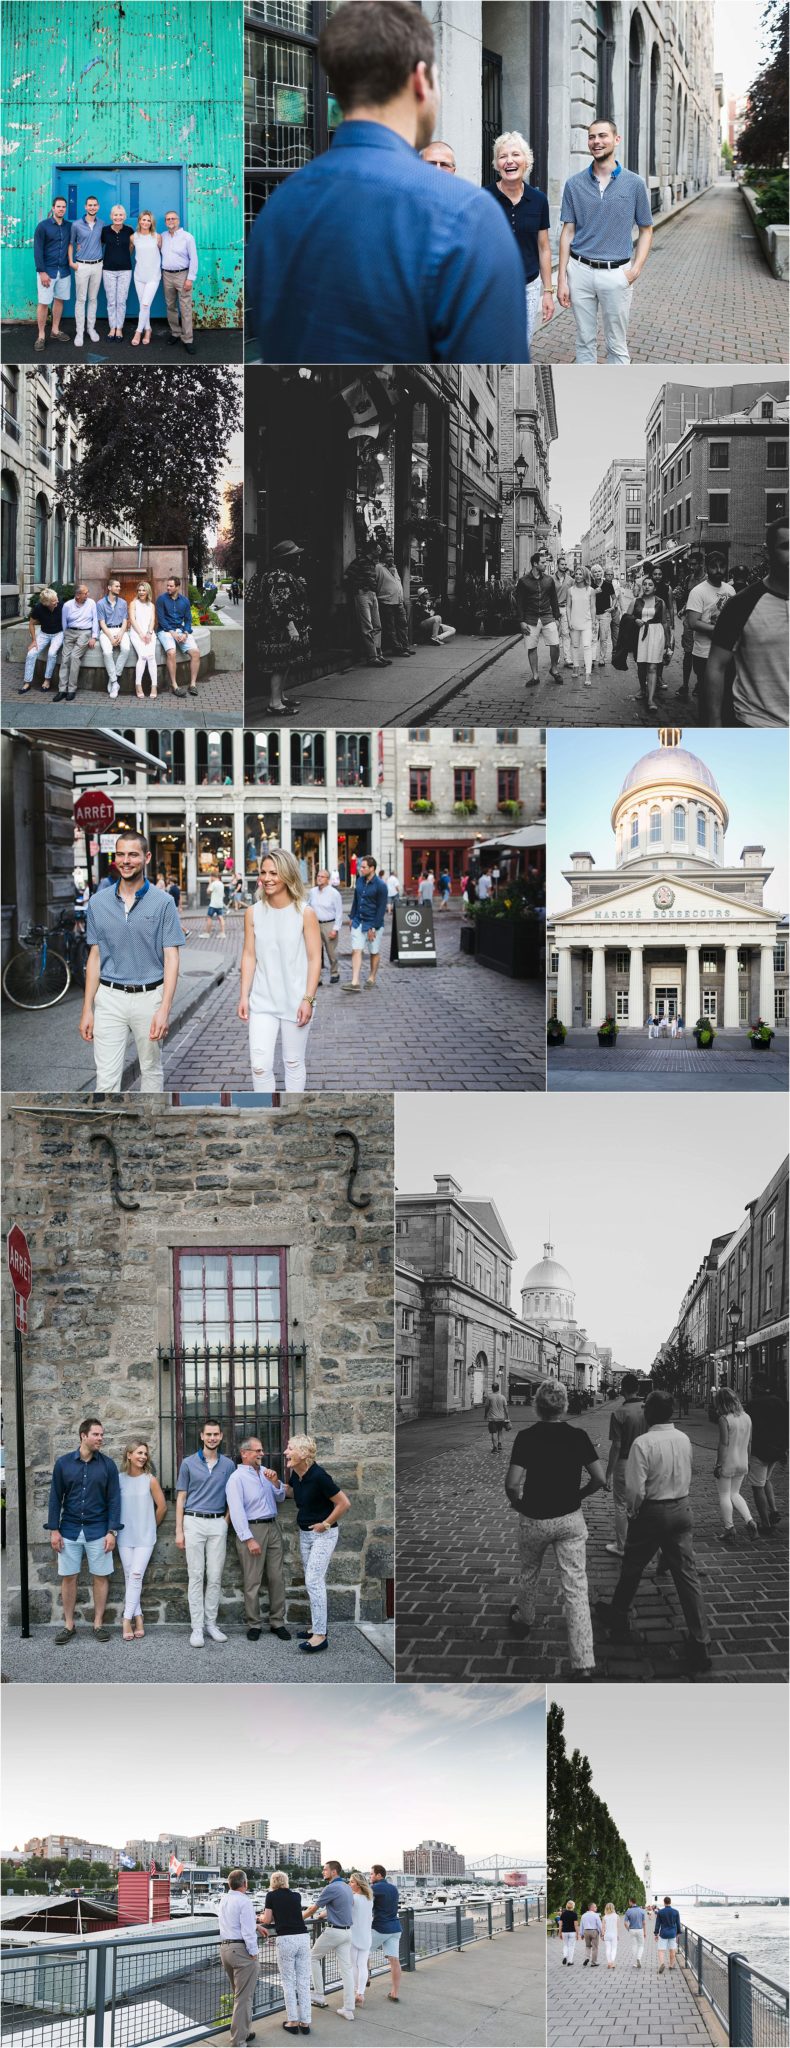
[249,1011,311,1093]
[118,1538,156,1619]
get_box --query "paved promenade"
[548,1031,789,1094]
[547,1925,717,2046]
[396,1405,788,1684]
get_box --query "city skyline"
[0,1686,546,1870]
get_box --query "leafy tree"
[55,367,242,579]
[214,481,243,579]
[64,1860,91,1882]
[548,1703,644,1917]
[737,0,789,171]
[653,1331,694,1413]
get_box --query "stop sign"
[74,791,115,831]
[7,1225,32,1300]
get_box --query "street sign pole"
[14,1315,30,1638]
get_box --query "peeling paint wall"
[1,2,243,326]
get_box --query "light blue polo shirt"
[560,162,653,260]
[86,877,185,984]
[176,1449,236,1512]
[71,215,105,261]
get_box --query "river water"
[680,1906,789,1988]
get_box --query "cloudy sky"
[395,1095,783,1370]
[1,1685,545,1869]
[714,0,765,96]
[550,1684,788,1891]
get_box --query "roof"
[617,745,721,801]
[476,825,546,851]
[1,728,168,775]
[522,1245,574,1294]
[458,1198,516,1260]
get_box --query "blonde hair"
[136,211,157,235]
[122,1439,155,1475]
[270,1871,289,1890]
[349,1873,373,1900]
[259,846,307,909]
[604,1903,616,1916]
[38,586,58,604]
[287,1433,317,1467]
[493,130,534,177]
[135,581,153,601]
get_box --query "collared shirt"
[307,882,343,927]
[247,120,528,366]
[96,595,129,631]
[62,596,99,635]
[580,1912,603,1935]
[100,223,135,271]
[175,1447,236,1512]
[371,1880,401,1935]
[34,215,72,274]
[625,1423,693,1511]
[156,591,193,634]
[624,1906,647,1931]
[71,215,105,261]
[488,181,550,282]
[350,872,389,931]
[226,1464,286,1542]
[560,161,652,260]
[46,1448,122,1539]
[30,599,64,635]
[86,876,185,982]
[161,227,198,280]
[315,1878,353,1929]
[515,571,560,626]
[217,1889,258,1957]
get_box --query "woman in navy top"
[283,1433,350,1655]
[100,206,135,340]
[490,131,554,350]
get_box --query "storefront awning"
[477,825,546,851]
[745,1320,788,1346]
[2,726,168,776]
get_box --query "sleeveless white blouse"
[119,1472,156,1547]
[251,899,307,1021]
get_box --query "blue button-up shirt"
[62,596,99,635]
[175,1448,236,1512]
[71,215,105,261]
[226,1464,286,1542]
[161,227,198,280]
[34,215,72,275]
[350,871,389,931]
[96,595,128,630]
[247,121,528,364]
[156,591,193,634]
[46,1448,122,1538]
[560,161,653,260]
[86,877,185,983]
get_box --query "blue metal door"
[54,165,186,320]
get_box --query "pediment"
[553,873,776,928]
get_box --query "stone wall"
[2,1095,394,1630]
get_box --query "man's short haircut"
[202,1417,223,1432]
[535,1378,568,1420]
[53,195,67,206]
[115,830,150,856]
[765,513,789,565]
[664,1896,671,1904]
[239,1435,263,1452]
[371,1864,386,1879]
[363,855,378,870]
[325,1860,343,1877]
[318,1,435,113]
[530,550,544,567]
[227,1869,247,1890]
[167,575,182,586]
[621,1372,640,1397]
[645,1389,674,1426]
[589,117,617,135]
[79,1416,102,1437]
[86,194,99,203]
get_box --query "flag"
[119,1854,135,1870]
[149,1860,157,1875]
[169,1856,184,1878]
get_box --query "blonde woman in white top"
[129,581,158,697]
[566,567,597,684]
[130,211,162,345]
[238,848,321,1092]
[603,1904,618,1967]
[712,1387,757,1544]
[349,1874,374,2006]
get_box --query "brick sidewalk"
[2,669,243,725]
[436,637,704,730]
[252,633,521,730]
[531,183,787,365]
[548,1034,789,1094]
[547,1921,716,2046]
[395,1406,788,1684]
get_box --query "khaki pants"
[584,1928,600,1963]
[310,1925,355,2012]
[73,261,103,340]
[163,269,194,342]
[220,1941,259,2046]
[318,925,340,978]
[58,628,91,693]
[236,1518,286,1628]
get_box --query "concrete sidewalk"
[547,1924,718,2045]
[246,634,521,729]
[0,1620,393,1686]
[209,1923,544,2048]
[548,1032,789,1094]
[0,927,229,1092]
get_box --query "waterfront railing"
[680,1922,789,2048]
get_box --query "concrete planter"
[596,1031,617,1048]
[475,917,541,980]
[740,183,790,280]
[749,1037,773,1051]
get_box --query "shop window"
[243,730,280,785]
[336,732,371,787]
[290,731,325,785]
[244,814,280,874]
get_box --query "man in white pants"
[623,1899,647,1968]
[175,1421,236,1648]
[96,577,132,697]
[69,196,105,347]
[304,1863,356,2022]
[80,830,184,1092]
[557,121,653,364]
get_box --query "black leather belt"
[570,252,629,269]
[76,258,103,265]
[184,1510,226,1518]
[100,978,163,994]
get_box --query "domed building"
[520,1243,577,1348]
[548,730,785,1034]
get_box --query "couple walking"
[219,1863,402,2039]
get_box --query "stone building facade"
[2,1094,394,1630]
[587,458,647,573]
[663,1157,788,1401]
[499,367,558,585]
[1,366,133,623]
[396,727,545,891]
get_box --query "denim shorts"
[350,923,382,955]
[57,1528,114,1577]
[157,629,199,653]
[376,1935,401,1957]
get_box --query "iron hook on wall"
[334,1128,371,1209]
[89,1132,141,1211]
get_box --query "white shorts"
[350,923,382,955]
[522,619,559,650]
[37,271,71,305]
[657,1937,678,1953]
[157,629,199,653]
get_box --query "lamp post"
[727,1301,742,1391]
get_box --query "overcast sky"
[714,0,765,97]
[395,1095,783,1370]
[1,1686,545,1868]
[547,728,788,911]
[550,1684,788,1892]
[548,366,788,547]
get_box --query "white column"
[759,945,775,1023]
[685,943,700,1025]
[723,944,740,1030]
[628,945,644,1029]
[591,945,607,1025]
[556,945,573,1026]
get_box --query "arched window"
[596,3,615,124]
[673,804,686,840]
[53,505,65,585]
[1,471,19,591]
[649,47,660,177]
[630,813,640,849]
[697,811,706,847]
[628,14,644,173]
[713,821,720,856]
[649,806,662,842]
[34,493,50,583]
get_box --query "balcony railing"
[680,1922,789,2047]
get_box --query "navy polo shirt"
[489,183,550,283]
[247,120,528,365]
[86,877,185,984]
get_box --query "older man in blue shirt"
[156,577,200,695]
[226,1437,290,1644]
[161,212,199,351]
[69,195,105,347]
[33,196,72,352]
[58,585,99,698]
[46,1417,122,1645]
[246,0,527,365]
[81,829,185,1092]
[558,119,653,363]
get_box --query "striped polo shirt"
[86,878,185,984]
[560,162,653,260]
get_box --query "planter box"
[547,1032,566,1049]
[474,917,541,980]
[459,925,476,956]
[694,1032,715,1049]
[597,1032,617,1048]
[749,1038,773,1051]
[740,183,790,280]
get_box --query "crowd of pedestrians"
[556,1896,681,1972]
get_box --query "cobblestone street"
[395,1405,788,1685]
[430,637,696,729]
[531,183,787,365]
[547,1919,715,2047]
[548,1032,789,1092]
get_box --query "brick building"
[644,379,789,559]
[403,1841,465,1879]
[587,458,646,574]
[658,391,789,569]
[663,1156,788,1402]
[396,727,545,892]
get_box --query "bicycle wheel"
[2,946,71,1009]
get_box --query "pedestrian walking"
[45,1418,121,1645]
[238,849,321,1093]
[58,584,99,698]
[483,1380,510,1456]
[557,120,653,364]
[580,1905,603,1966]
[117,1439,167,1641]
[559,1901,579,1964]
[680,555,735,710]
[303,1861,356,2021]
[489,130,553,349]
[604,1373,647,1558]
[218,1871,260,2046]
[505,1377,606,1676]
[80,829,184,1092]
[566,567,596,684]
[348,1874,374,2007]
[282,1433,350,1655]
[632,571,669,715]
[226,1437,291,1644]
[307,869,343,984]
[257,1872,312,2034]
[343,854,389,993]
[370,1866,403,2004]
[711,1388,758,1546]
[654,1897,681,1973]
[205,872,227,938]
[20,587,63,694]
[174,1419,235,1649]
[706,516,789,727]
[100,207,134,339]
[591,567,617,669]
[747,1374,788,1534]
[161,209,198,352]
[595,1390,712,1674]
[554,556,574,669]
[603,1904,618,1968]
[417,870,435,905]
[624,1899,647,1968]
[33,195,72,351]
[129,211,161,346]
[438,865,452,908]
[516,551,561,685]
[387,870,400,911]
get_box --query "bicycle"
[2,907,89,1010]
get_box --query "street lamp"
[726,1301,742,1389]
[499,452,528,505]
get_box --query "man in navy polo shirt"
[246,0,527,365]
[33,196,72,353]
[558,119,653,363]
[46,1417,122,1645]
[80,829,185,1092]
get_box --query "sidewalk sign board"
[390,901,437,965]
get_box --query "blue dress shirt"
[46,1449,122,1538]
[34,216,72,275]
[247,121,528,364]
[350,872,389,930]
[71,216,105,261]
[96,596,129,630]
[86,878,185,984]
[156,591,194,634]
[226,1465,286,1541]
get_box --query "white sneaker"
[190,1630,204,1647]
[74,337,83,348]
[88,328,100,342]
[336,2013,355,2023]
[205,1622,227,1642]
[108,681,120,698]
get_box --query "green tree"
[653,1332,694,1413]
[214,480,243,579]
[547,1703,644,1918]
[737,0,789,170]
[64,1860,91,1883]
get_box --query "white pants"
[118,1538,156,1619]
[310,1925,355,2012]
[525,274,542,347]
[570,625,593,677]
[562,1932,576,1963]
[104,271,132,326]
[568,259,634,365]
[24,628,63,681]
[184,1515,227,1632]
[130,629,158,690]
[92,983,165,1093]
[350,1944,371,1998]
[276,1933,312,2025]
[595,613,613,665]
[716,1472,752,1529]
[74,262,103,340]
[558,609,571,664]
[249,1010,311,1093]
[134,269,159,331]
[605,1936,617,1963]
[100,630,131,684]
[299,1525,339,1636]
[630,1928,645,1965]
